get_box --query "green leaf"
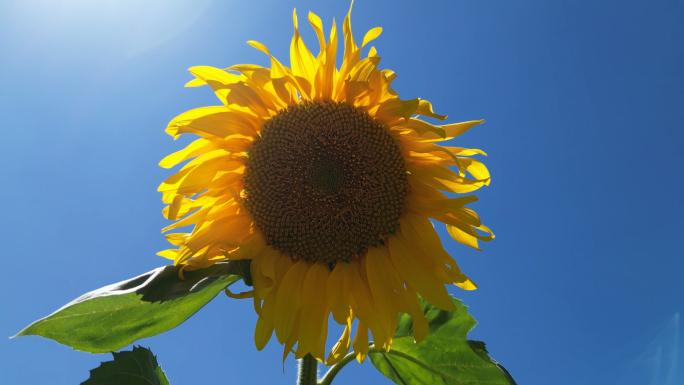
[13,262,241,353]
[82,346,170,385]
[467,341,518,385]
[136,261,242,303]
[369,297,516,385]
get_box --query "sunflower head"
[158,3,493,366]
[243,101,408,264]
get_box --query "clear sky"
[1,1,683,384]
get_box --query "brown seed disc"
[243,101,408,263]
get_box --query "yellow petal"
[164,233,190,246]
[361,27,382,48]
[297,262,330,359]
[291,9,318,99]
[159,139,226,169]
[183,213,253,253]
[402,217,478,290]
[410,120,485,142]
[442,252,479,290]
[352,320,369,364]
[232,229,268,261]
[189,66,274,117]
[161,196,240,233]
[369,247,430,343]
[308,12,326,55]
[387,232,456,311]
[223,83,273,118]
[400,139,465,172]
[347,259,387,349]
[365,68,385,108]
[248,40,306,105]
[454,275,478,291]
[444,146,488,156]
[413,316,429,343]
[313,313,329,362]
[225,67,282,109]
[349,56,380,83]
[314,19,338,101]
[414,99,447,120]
[259,250,280,282]
[408,194,479,217]
[335,2,362,100]
[407,161,488,194]
[274,258,309,344]
[399,213,478,292]
[445,221,494,251]
[439,212,493,240]
[188,65,240,89]
[365,247,399,348]
[342,0,358,61]
[247,40,271,56]
[368,46,377,58]
[403,284,430,343]
[327,262,350,325]
[224,288,254,299]
[259,253,294,321]
[382,69,397,83]
[272,73,300,106]
[252,248,281,298]
[452,207,482,227]
[166,107,259,140]
[282,310,301,367]
[394,118,446,139]
[254,316,274,350]
[326,314,352,365]
[157,249,178,260]
[343,57,380,104]
[158,156,245,195]
[375,97,420,125]
[399,214,445,262]
[185,77,206,87]
[458,157,491,184]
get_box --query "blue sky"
[1,0,683,384]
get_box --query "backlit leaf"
[369,296,516,384]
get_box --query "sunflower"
[157,4,493,366]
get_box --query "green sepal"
[13,262,241,353]
[369,296,516,385]
[82,346,170,385]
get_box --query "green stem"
[318,353,356,385]
[297,354,318,385]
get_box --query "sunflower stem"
[297,354,318,385]
[318,353,356,385]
